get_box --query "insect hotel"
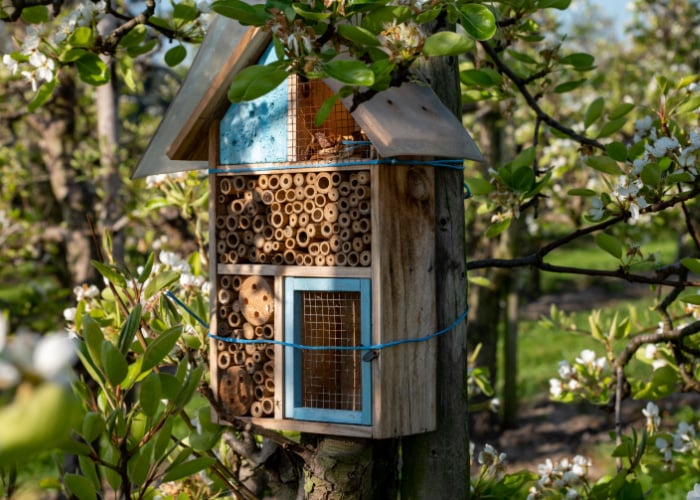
[135,18,482,438]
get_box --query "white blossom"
[74,284,100,301]
[589,197,606,221]
[645,135,680,157]
[576,349,596,366]
[32,333,77,382]
[549,378,563,398]
[63,307,77,322]
[656,437,673,463]
[642,402,660,432]
[687,483,700,500]
[558,360,574,378]
[2,54,19,75]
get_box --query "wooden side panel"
[372,164,437,438]
[209,123,221,419]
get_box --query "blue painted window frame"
[284,277,372,425]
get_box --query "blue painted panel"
[284,277,372,425]
[219,44,288,164]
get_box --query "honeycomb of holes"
[214,171,372,268]
[216,275,276,419]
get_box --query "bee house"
[135,20,482,438]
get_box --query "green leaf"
[164,45,187,67]
[681,258,700,275]
[21,5,50,23]
[75,54,110,86]
[459,4,496,41]
[423,31,474,56]
[337,24,379,46]
[162,457,216,482]
[538,0,571,9]
[138,253,155,285]
[292,3,331,20]
[323,60,375,86]
[585,156,622,175]
[68,27,95,48]
[680,291,700,305]
[465,177,494,196]
[460,68,501,87]
[92,260,127,288]
[584,97,605,129]
[157,373,181,399]
[119,25,147,48]
[509,166,535,193]
[595,233,622,259]
[127,39,158,58]
[118,304,142,355]
[485,217,511,238]
[82,315,104,368]
[640,163,661,188]
[153,417,174,459]
[605,141,628,162]
[28,80,57,113]
[554,79,586,93]
[597,117,627,138]
[64,474,97,500]
[142,326,182,372]
[59,48,87,63]
[127,441,154,486]
[81,412,105,443]
[101,341,128,387]
[143,270,180,299]
[78,455,101,491]
[314,95,339,127]
[507,49,537,65]
[677,95,700,114]
[174,365,204,410]
[468,276,492,288]
[608,103,635,120]
[173,2,198,24]
[139,373,161,417]
[211,0,265,25]
[568,188,597,196]
[560,52,595,70]
[228,63,288,102]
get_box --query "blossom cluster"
[549,349,609,403]
[527,455,592,499]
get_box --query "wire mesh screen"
[289,77,374,162]
[300,290,363,411]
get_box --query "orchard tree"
[2,0,700,499]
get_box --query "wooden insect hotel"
[135,18,482,438]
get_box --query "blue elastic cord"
[166,290,468,352]
[208,158,467,175]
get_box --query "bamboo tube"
[228,311,243,328]
[308,242,320,255]
[283,249,296,264]
[303,254,314,266]
[228,342,241,353]
[246,179,256,191]
[252,351,265,364]
[252,215,266,233]
[221,275,232,288]
[314,255,326,266]
[274,228,285,240]
[307,224,322,240]
[216,216,226,229]
[296,229,310,248]
[217,340,227,351]
[217,194,227,206]
[252,369,265,384]
[347,252,360,267]
[348,194,360,208]
[230,199,245,215]
[349,208,360,221]
[314,193,327,207]
[360,250,371,267]
[238,215,252,230]
[218,306,228,319]
[271,241,281,252]
[270,201,282,214]
[243,191,254,202]
[295,253,304,266]
[232,301,242,313]
[305,172,317,184]
[329,234,341,252]
[274,189,287,203]
[283,226,294,238]
[245,202,258,217]
[358,200,371,215]
[323,203,339,223]
[357,171,370,185]
[265,378,275,394]
[239,276,274,326]
[262,241,274,254]
[327,187,340,202]
[261,324,274,340]
[319,241,331,256]
[265,346,275,360]
[217,352,231,369]
[304,199,315,214]
[231,328,244,338]
[218,230,228,241]
[232,276,243,291]
[261,397,274,416]
[261,190,275,205]
[242,231,255,246]
[294,186,305,201]
[285,238,296,249]
[225,232,239,249]
[279,173,293,189]
[362,232,371,246]
[219,252,230,264]
[349,172,360,188]
[218,289,232,305]
[311,208,324,223]
[338,213,351,228]
[243,322,255,340]
[339,228,352,242]
[245,343,257,355]
[258,174,269,189]
[338,181,352,197]
[298,212,310,227]
[254,385,265,401]
[216,240,227,255]
[233,351,246,365]
[232,176,247,191]
[325,254,336,266]
[293,172,305,187]
[283,202,294,215]
[267,174,280,190]
[293,201,304,214]
[338,198,350,212]
[272,254,284,265]
[245,357,257,374]
[305,185,317,200]
[341,241,352,254]
[288,213,298,228]
[352,237,364,252]
[352,218,370,234]
[269,210,287,228]
[220,177,233,194]
[320,221,334,238]
[224,215,238,233]
[254,326,265,339]
[330,172,342,186]
[285,188,297,203]
[253,187,264,202]
[355,185,369,199]
[262,225,275,240]
[315,172,333,194]
[250,401,263,417]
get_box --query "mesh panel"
[300,291,362,411]
[289,78,374,162]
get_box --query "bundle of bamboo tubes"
[216,171,371,267]
[216,275,276,418]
